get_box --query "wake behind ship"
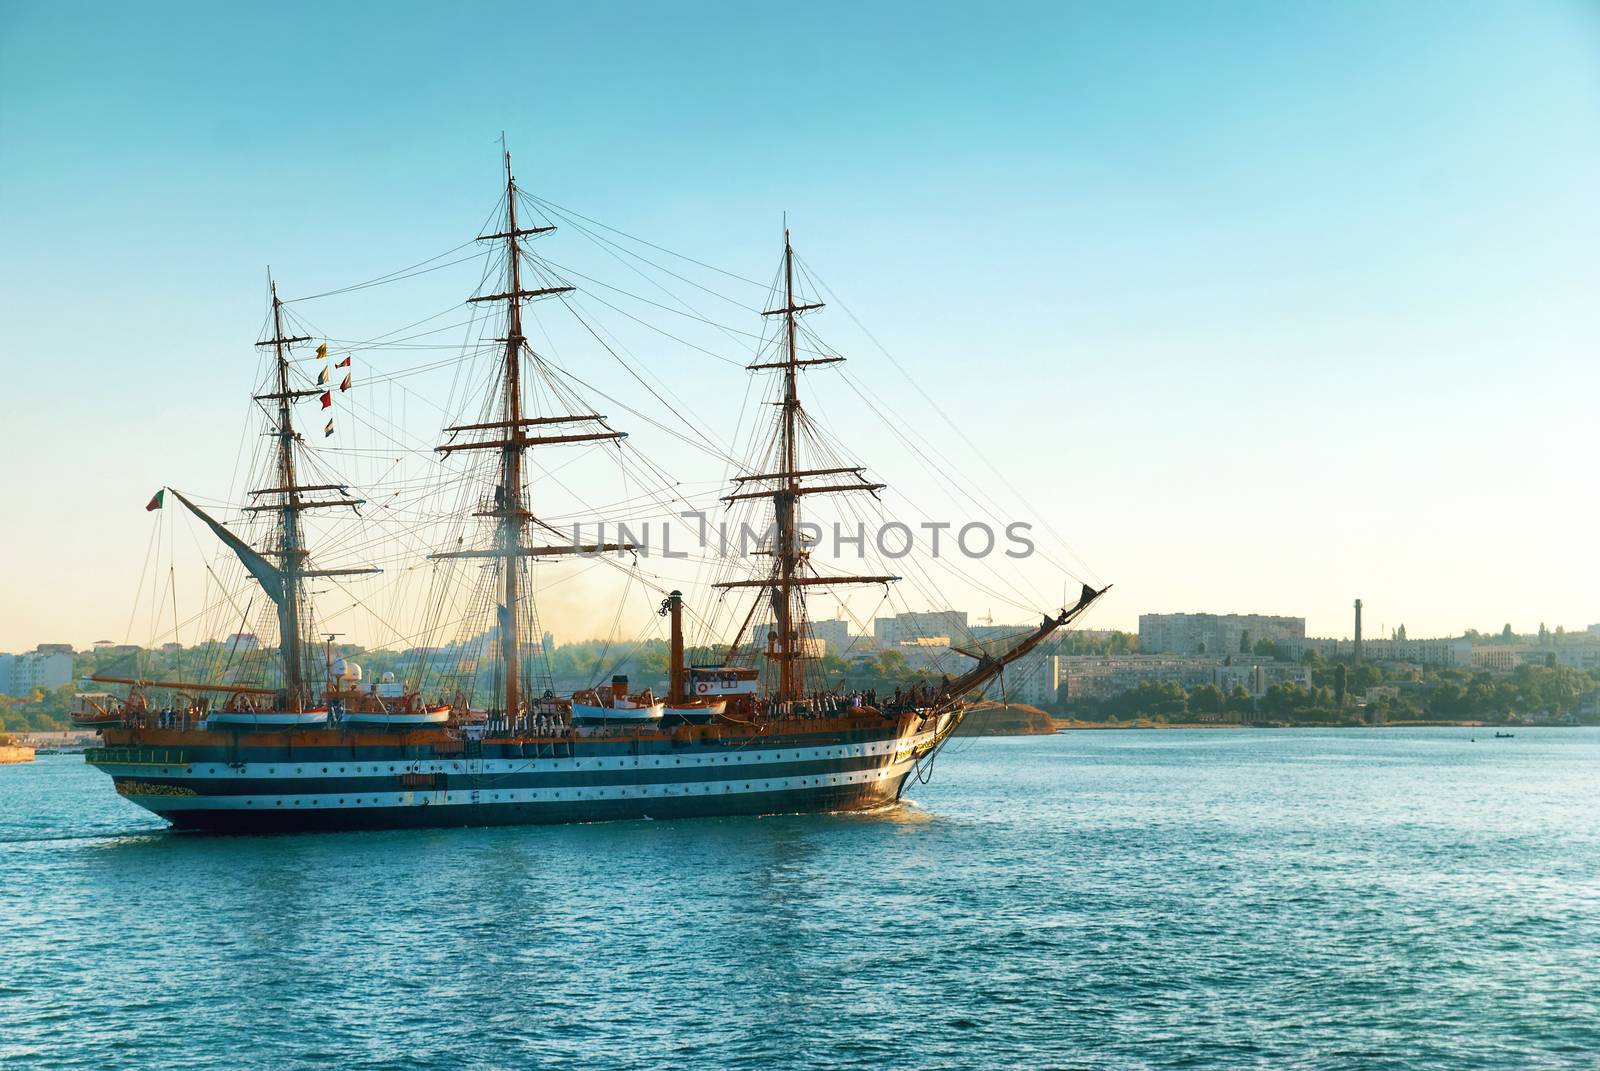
[79,151,1106,833]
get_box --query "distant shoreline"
[1050,719,1582,731]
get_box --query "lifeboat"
[207,708,331,729]
[571,697,664,726]
[572,675,663,727]
[69,708,124,729]
[662,698,726,724]
[341,705,451,728]
[70,692,124,729]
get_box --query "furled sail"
[168,488,285,606]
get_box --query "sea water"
[2,728,1596,1070]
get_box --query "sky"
[1,0,1598,652]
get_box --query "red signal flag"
[320,391,332,409]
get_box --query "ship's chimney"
[664,591,685,704]
[612,674,628,700]
[1354,599,1363,664]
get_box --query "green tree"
[1188,683,1224,715]
[1239,630,1251,654]
[1333,663,1348,709]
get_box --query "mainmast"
[775,233,802,700]
[497,154,530,717]
[432,150,628,718]
[716,230,894,703]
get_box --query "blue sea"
[2,728,1597,1070]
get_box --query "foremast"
[716,231,894,704]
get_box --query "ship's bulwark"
[87,714,956,834]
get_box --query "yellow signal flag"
[316,343,328,360]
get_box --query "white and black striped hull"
[88,716,957,833]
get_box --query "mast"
[499,154,527,718]
[775,232,801,700]
[217,281,377,705]
[263,280,312,702]
[715,230,893,704]
[431,149,628,719]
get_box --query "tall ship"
[80,153,1107,832]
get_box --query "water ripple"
[2,732,1598,1069]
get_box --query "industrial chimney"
[1354,599,1363,664]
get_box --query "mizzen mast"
[243,281,375,703]
[234,281,327,702]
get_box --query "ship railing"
[85,746,190,767]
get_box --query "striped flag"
[335,356,352,368]
[339,372,352,392]
[316,365,330,385]
[145,489,165,512]
[324,419,334,437]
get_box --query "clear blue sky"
[2,1,1598,650]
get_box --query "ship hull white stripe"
[95,732,938,781]
[122,759,920,812]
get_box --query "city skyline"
[6,603,1597,659]
[3,2,1599,650]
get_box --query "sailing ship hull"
[86,712,959,834]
